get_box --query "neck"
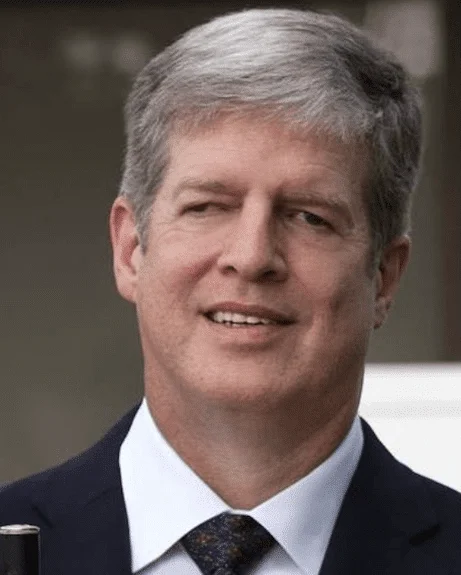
[146,388,358,509]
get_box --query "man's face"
[111,115,408,420]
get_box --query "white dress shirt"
[119,399,363,575]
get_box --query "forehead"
[161,116,370,228]
[167,113,369,191]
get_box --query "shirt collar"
[120,398,363,574]
[247,415,363,573]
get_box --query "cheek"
[328,274,376,336]
[139,229,221,310]
[295,253,374,323]
[154,222,222,268]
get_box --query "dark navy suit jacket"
[1,406,461,574]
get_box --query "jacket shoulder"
[0,405,138,528]
[419,473,461,539]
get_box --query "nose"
[216,200,288,282]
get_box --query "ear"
[109,196,142,303]
[373,235,411,329]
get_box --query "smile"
[208,311,275,326]
[204,302,295,329]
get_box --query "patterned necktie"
[181,512,275,575]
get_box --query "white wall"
[360,364,461,491]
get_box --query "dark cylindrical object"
[0,525,40,575]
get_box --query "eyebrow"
[279,188,355,228]
[172,178,239,200]
[172,177,356,229]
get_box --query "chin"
[183,368,297,412]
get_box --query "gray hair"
[120,8,422,263]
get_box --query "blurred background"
[1,0,460,483]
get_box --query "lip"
[203,301,295,325]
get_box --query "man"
[1,7,461,575]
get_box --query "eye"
[286,209,331,229]
[182,202,231,216]
[298,211,330,227]
[186,203,212,213]
[183,202,222,214]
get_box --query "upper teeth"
[211,311,273,325]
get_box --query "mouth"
[203,303,294,328]
[206,311,275,327]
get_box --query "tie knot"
[181,512,275,574]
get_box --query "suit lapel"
[320,420,440,575]
[30,407,138,575]
[43,484,131,575]
[21,411,448,575]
